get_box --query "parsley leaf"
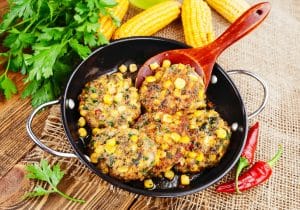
[25,159,85,203]
[27,43,66,81]
[69,39,91,59]
[0,75,18,99]
[24,186,55,198]
[99,0,117,7]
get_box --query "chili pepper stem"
[235,157,249,193]
[267,145,283,167]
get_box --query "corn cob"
[206,0,250,23]
[182,0,215,48]
[113,0,181,39]
[98,0,129,41]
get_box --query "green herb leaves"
[0,74,17,99]
[25,159,85,203]
[0,0,118,106]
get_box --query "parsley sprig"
[0,54,18,99]
[25,159,85,203]
[0,0,119,106]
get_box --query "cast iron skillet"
[26,37,268,197]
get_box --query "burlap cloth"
[14,0,300,209]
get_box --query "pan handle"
[26,99,77,158]
[227,69,268,119]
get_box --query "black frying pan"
[26,37,268,197]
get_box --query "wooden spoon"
[136,2,271,88]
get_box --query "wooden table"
[0,1,154,209]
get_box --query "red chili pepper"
[216,145,282,193]
[235,122,259,192]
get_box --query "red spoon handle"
[212,2,271,55]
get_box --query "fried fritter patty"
[175,110,231,173]
[134,112,191,177]
[78,73,141,128]
[89,128,157,181]
[139,64,206,114]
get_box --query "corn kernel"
[161,143,169,150]
[105,145,116,154]
[176,111,183,116]
[78,117,86,127]
[189,119,197,129]
[140,86,148,92]
[103,94,113,105]
[162,114,172,123]
[131,144,138,151]
[118,105,126,113]
[180,136,190,144]
[153,99,160,105]
[149,62,160,70]
[144,179,154,188]
[174,119,181,125]
[217,146,224,154]
[188,151,197,158]
[178,63,185,70]
[118,64,127,73]
[90,93,98,99]
[174,89,181,97]
[115,72,123,79]
[157,150,166,158]
[196,152,204,162]
[171,132,181,142]
[190,165,199,172]
[155,154,160,164]
[154,112,162,121]
[162,59,171,68]
[131,91,139,99]
[123,80,131,89]
[163,80,172,89]
[194,110,203,117]
[188,72,200,81]
[108,85,117,94]
[163,133,171,143]
[106,138,116,147]
[164,170,175,180]
[198,90,204,99]
[102,167,109,174]
[208,138,216,146]
[130,135,138,143]
[145,76,156,83]
[78,128,87,137]
[90,153,99,163]
[95,146,104,154]
[216,128,227,139]
[110,110,118,117]
[209,154,217,162]
[119,124,129,129]
[161,90,167,97]
[114,93,123,103]
[80,110,88,117]
[174,78,186,89]
[118,166,129,173]
[155,71,163,79]
[129,64,138,72]
[181,174,190,185]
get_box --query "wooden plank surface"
[0,1,148,209]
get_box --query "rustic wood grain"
[0,70,49,179]
[0,1,139,209]
[0,1,156,209]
